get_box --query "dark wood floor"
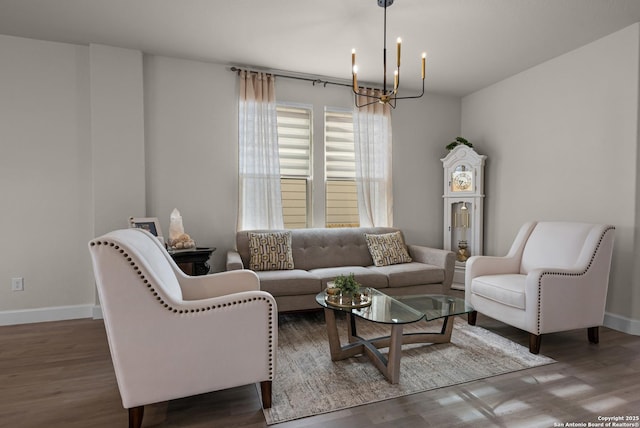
[1,310,639,428]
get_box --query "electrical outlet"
[11,277,24,291]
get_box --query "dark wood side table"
[169,247,216,276]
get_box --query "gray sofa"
[226,227,455,312]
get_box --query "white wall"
[0,35,94,318]
[144,56,239,273]
[461,23,640,331]
[89,44,146,311]
[0,36,146,324]
[90,44,146,237]
[394,94,461,247]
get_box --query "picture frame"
[129,217,164,243]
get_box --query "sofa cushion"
[248,231,294,271]
[367,262,444,288]
[365,231,412,267]
[471,274,526,309]
[255,269,321,297]
[308,266,389,289]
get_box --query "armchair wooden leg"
[468,311,477,326]
[529,334,541,354]
[260,380,272,409]
[588,326,599,344]
[128,406,144,428]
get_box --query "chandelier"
[351,0,426,108]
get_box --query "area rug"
[262,311,555,425]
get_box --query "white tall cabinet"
[441,145,486,290]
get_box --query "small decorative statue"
[168,208,196,250]
[457,240,470,262]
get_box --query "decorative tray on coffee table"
[324,289,372,309]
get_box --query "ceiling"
[1,0,640,96]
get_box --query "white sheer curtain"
[237,70,284,230]
[353,89,393,227]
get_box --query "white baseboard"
[604,311,640,335]
[0,304,96,326]
[92,305,103,319]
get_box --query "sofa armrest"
[524,266,609,334]
[407,245,455,290]
[227,250,245,271]
[465,255,521,280]
[179,269,260,300]
[107,289,277,409]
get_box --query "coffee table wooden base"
[323,308,456,384]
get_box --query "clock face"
[452,171,472,192]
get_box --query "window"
[275,104,358,229]
[276,105,312,229]
[325,108,359,228]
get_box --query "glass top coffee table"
[316,288,474,384]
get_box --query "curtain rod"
[229,66,352,89]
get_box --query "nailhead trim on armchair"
[535,226,615,335]
[90,239,276,378]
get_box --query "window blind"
[325,108,359,227]
[276,105,311,177]
[325,109,355,180]
[276,104,311,228]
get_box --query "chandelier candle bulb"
[422,52,426,79]
[352,65,358,92]
[396,37,401,67]
[352,49,356,67]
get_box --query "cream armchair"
[465,221,615,354]
[88,228,277,428]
